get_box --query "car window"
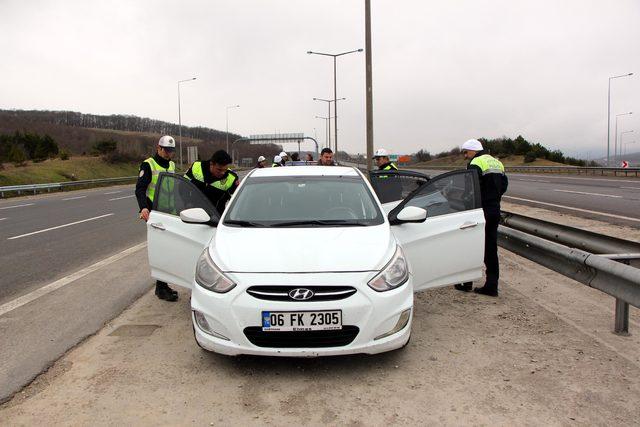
[369,171,429,204]
[153,173,219,219]
[403,170,480,218]
[224,176,384,226]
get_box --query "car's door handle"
[459,221,478,230]
[150,223,166,230]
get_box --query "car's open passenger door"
[147,173,219,289]
[369,170,430,213]
[387,170,485,291]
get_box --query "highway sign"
[621,160,629,168]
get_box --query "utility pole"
[365,0,374,171]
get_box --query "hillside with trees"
[0,109,281,167]
[412,135,597,167]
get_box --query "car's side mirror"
[389,206,427,225]
[180,208,217,226]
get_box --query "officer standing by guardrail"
[135,135,179,302]
[184,150,239,216]
[455,139,508,297]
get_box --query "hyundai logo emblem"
[289,288,314,301]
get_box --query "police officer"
[256,155,266,168]
[279,151,289,166]
[135,135,178,302]
[454,139,508,297]
[184,150,239,216]
[373,148,398,171]
[272,155,282,167]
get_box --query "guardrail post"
[614,299,629,335]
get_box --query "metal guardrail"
[0,176,137,198]
[499,212,640,335]
[402,164,640,177]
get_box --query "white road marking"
[553,189,622,198]
[503,196,640,223]
[104,191,122,195]
[62,195,87,201]
[621,186,640,190]
[108,195,135,201]
[0,242,147,317]
[515,179,550,183]
[0,203,34,210]
[7,213,114,240]
[0,218,7,221]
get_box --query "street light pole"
[308,48,363,158]
[623,141,636,157]
[226,105,240,154]
[315,115,334,148]
[313,97,345,151]
[614,112,632,164]
[177,77,197,170]
[619,130,634,163]
[607,73,633,166]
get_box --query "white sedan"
[147,166,485,356]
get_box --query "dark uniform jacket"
[135,153,171,212]
[467,151,508,211]
[377,161,398,171]
[184,160,239,216]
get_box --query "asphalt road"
[0,185,144,305]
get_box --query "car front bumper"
[190,271,413,357]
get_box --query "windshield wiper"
[271,220,369,227]
[224,220,268,227]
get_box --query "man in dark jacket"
[454,139,508,297]
[184,150,239,216]
[135,135,178,302]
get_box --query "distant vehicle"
[147,166,484,356]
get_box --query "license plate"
[261,310,342,332]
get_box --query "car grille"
[243,326,359,348]
[246,286,356,302]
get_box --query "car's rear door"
[387,170,485,291]
[147,173,219,289]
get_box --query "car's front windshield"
[224,175,384,227]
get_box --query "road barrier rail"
[499,211,640,335]
[0,176,137,198]
[401,164,640,177]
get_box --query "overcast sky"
[1,0,639,158]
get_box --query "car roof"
[250,166,360,178]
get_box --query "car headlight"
[367,245,409,292]
[195,248,236,293]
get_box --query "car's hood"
[211,224,395,273]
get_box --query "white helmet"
[279,151,288,158]
[257,155,266,162]
[461,139,483,151]
[372,148,389,158]
[158,135,176,149]
[274,155,282,163]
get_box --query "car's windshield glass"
[224,175,384,227]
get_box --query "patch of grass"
[0,156,141,186]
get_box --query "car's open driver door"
[147,173,219,289]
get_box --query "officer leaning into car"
[135,135,179,302]
[184,149,239,216]
[454,139,508,297]
[373,148,399,171]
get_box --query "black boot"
[155,281,178,302]
[473,284,498,297]
[454,282,473,292]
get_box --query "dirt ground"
[1,202,639,426]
